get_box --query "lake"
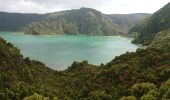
[0,32,139,70]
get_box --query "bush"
[140,94,156,100]
[131,82,157,98]
[120,96,137,100]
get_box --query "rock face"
[24,8,119,35]
[0,8,150,35]
[130,2,170,45]
[24,8,150,35]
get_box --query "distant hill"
[130,2,170,45]
[0,12,46,31]
[23,8,150,35]
[24,8,122,35]
[0,8,150,35]
[110,13,151,34]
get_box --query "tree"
[140,94,156,100]
[88,91,112,100]
[160,79,170,99]
[120,96,136,100]
[131,82,157,98]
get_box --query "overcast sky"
[0,0,169,14]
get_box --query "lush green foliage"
[149,28,170,52]
[0,36,169,99]
[130,2,170,45]
[0,2,170,100]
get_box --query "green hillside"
[130,2,170,45]
[0,12,46,31]
[149,28,170,52]
[0,2,170,100]
[0,8,150,35]
[24,8,121,35]
[110,13,150,34]
[0,33,170,99]
[24,8,150,35]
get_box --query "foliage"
[120,96,136,100]
[149,28,170,52]
[160,79,170,99]
[0,36,170,99]
[0,4,170,99]
[131,82,157,97]
[131,2,170,45]
[24,93,50,100]
[140,94,156,100]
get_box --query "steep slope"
[0,9,150,35]
[0,35,170,99]
[149,28,170,51]
[25,8,121,35]
[110,13,151,33]
[0,37,58,99]
[0,12,46,31]
[0,4,170,99]
[24,8,150,35]
[130,2,170,45]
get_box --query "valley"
[0,1,170,100]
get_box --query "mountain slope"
[149,28,170,52]
[130,2,170,45]
[0,35,170,99]
[24,8,150,35]
[24,8,121,35]
[0,12,46,31]
[0,37,58,99]
[0,9,150,35]
[110,13,151,34]
[0,3,170,100]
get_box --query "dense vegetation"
[0,12,46,31]
[130,2,170,45]
[149,28,170,52]
[0,2,170,100]
[0,31,170,99]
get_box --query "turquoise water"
[0,32,139,70]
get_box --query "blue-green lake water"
[0,32,139,70]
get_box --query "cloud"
[0,0,169,14]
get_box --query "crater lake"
[0,32,139,70]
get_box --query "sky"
[0,0,169,14]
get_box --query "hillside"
[0,2,170,100]
[149,28,170,52]
[0,33,170,100]
[24,8,150,35]
[130,2,170,45]
[24,8,122,35]
[0,12,46,31]
[0,8,150,35]
[110,13,150,34]
[0,37,58,99]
